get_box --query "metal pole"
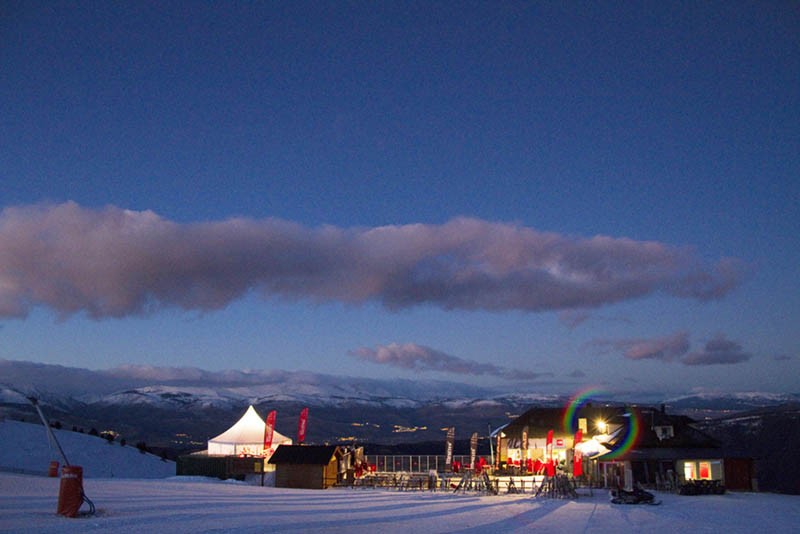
[28,397,70,466]
[488,423,494,468]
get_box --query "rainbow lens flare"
[562,386,606,434]
[602,407,641,460]
[562,389,641,459]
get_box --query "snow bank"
[0,420,174,479]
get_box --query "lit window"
[684,462,696,480]
[699,462,711,479]
[578,418,588,433]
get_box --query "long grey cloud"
[349,343,546,380]
[0,202,744,318]
[592,331,751,366]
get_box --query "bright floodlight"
[596,419,607,433]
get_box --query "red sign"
[546,460,555,477]
[546,430,555,476]
[556,438,564,447]
[699,463,710,479]
[263,410,276,455]
[573,429,583,477]
[297,407,308,444]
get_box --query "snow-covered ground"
[1,418,798,533]
[0,420,174,479]
[1,473,799,534]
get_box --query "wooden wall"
[275,457,341,489]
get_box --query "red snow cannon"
[57,465,84,517]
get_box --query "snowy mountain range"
[0,359,568,411]
[2,359,796,412]
[2,359,797,453]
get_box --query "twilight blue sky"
[1,1,798,395]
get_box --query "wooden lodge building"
[597,406,756,491]
[497,404,756,491]
[495,404,622,470]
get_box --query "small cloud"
[348,343,548,381]
[558,310,591,329]
[623,331,690,361]
[567,369,586,378]
[681,335,752,366]
[559,311,634,330]
[590,331,690,362]
[773,355,793,361]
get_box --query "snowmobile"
[610,484,661,505]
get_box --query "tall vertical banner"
[546,429,555,477]
[263,410,276,455]
[445,427,455,472]
[496,434,502,469]
[469,432,478,470]
[297,407,308,444]
[522,425,529,472]
[573,429,583,477]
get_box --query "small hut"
[269,445,345,489]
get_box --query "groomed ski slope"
[0,420,174,479]
[1,473,798,534]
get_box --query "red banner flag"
[263,410,276,455]
[573,429,583,477]
[546,429,555,476]
[297,407,308,444]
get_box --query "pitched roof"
[504,406,625,437]
[595,408,720,456]
[208,405,291,445]
[268,445,343,465]
[627,408,720,449]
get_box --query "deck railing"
[364,454,475,473]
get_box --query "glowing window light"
[684,462,696,480]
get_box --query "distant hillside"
[0,359,567,449]
[0,419,175,479]
[664,392,800,417]
[0,395,547,452]
[2,359,797,460]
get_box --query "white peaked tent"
[207,405,292,457]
